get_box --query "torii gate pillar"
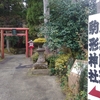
[1,29,4,58]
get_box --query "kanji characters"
[88,69,99,83]
[89,38,99,51]
[89,20,99,34]
[89,53,98,68]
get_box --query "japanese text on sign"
[88,13,100,100]
[88,20,100,84]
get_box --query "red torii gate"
[0,28,29,58]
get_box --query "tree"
[41,0,97,54]
[0,0,26,52]
[43,0,50,24]
[26,0,43,39]
[0,0,25,26]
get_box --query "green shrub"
[50,68,56,76]
[55,54,71,76]
[46,54,58,75]
[79,67,87,92]
[78,67,87,100]
[73,90,87,100]
[60,75,68,89]
[31,52,39,63]
[46,55,57,68]
[10,48,17,54]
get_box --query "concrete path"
[0,54,65,100]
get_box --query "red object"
[89,86,100,98]
[29,42,34,48]
[1,29,4,58]
[25,29,29,57]
[0,28,29,58]
[29,48,33,57]
[28,40,34,57]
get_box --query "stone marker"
[68,59,88,94]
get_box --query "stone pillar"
[33,44,48,69]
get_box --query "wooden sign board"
[68,59,88,94]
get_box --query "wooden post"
[29,48,33,57]
[1,29,4,58]
[25,29,28,57]
[0,30,1,52]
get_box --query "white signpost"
[88,13,100,100]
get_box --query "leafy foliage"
[0,0,26,26]
[33,38,46,43]
[31,52,39,63]
[5,36,19,47]
[46,54,57,75]
[55,54,71,76]
[79,67,88,93]
[26,0,43,38]
[70,67,88,100]
[41,0,96,52]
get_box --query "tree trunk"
[6,38,10,52]
[43,0,50,24]
[6,31,10,53]
[43,0,50,54]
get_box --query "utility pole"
[97,1,100,13]
[43,0,50,24]
[43,0,50,53]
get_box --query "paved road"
[0,54,65,100]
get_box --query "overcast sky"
[96,0,100,3]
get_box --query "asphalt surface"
[0,54,65,100]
